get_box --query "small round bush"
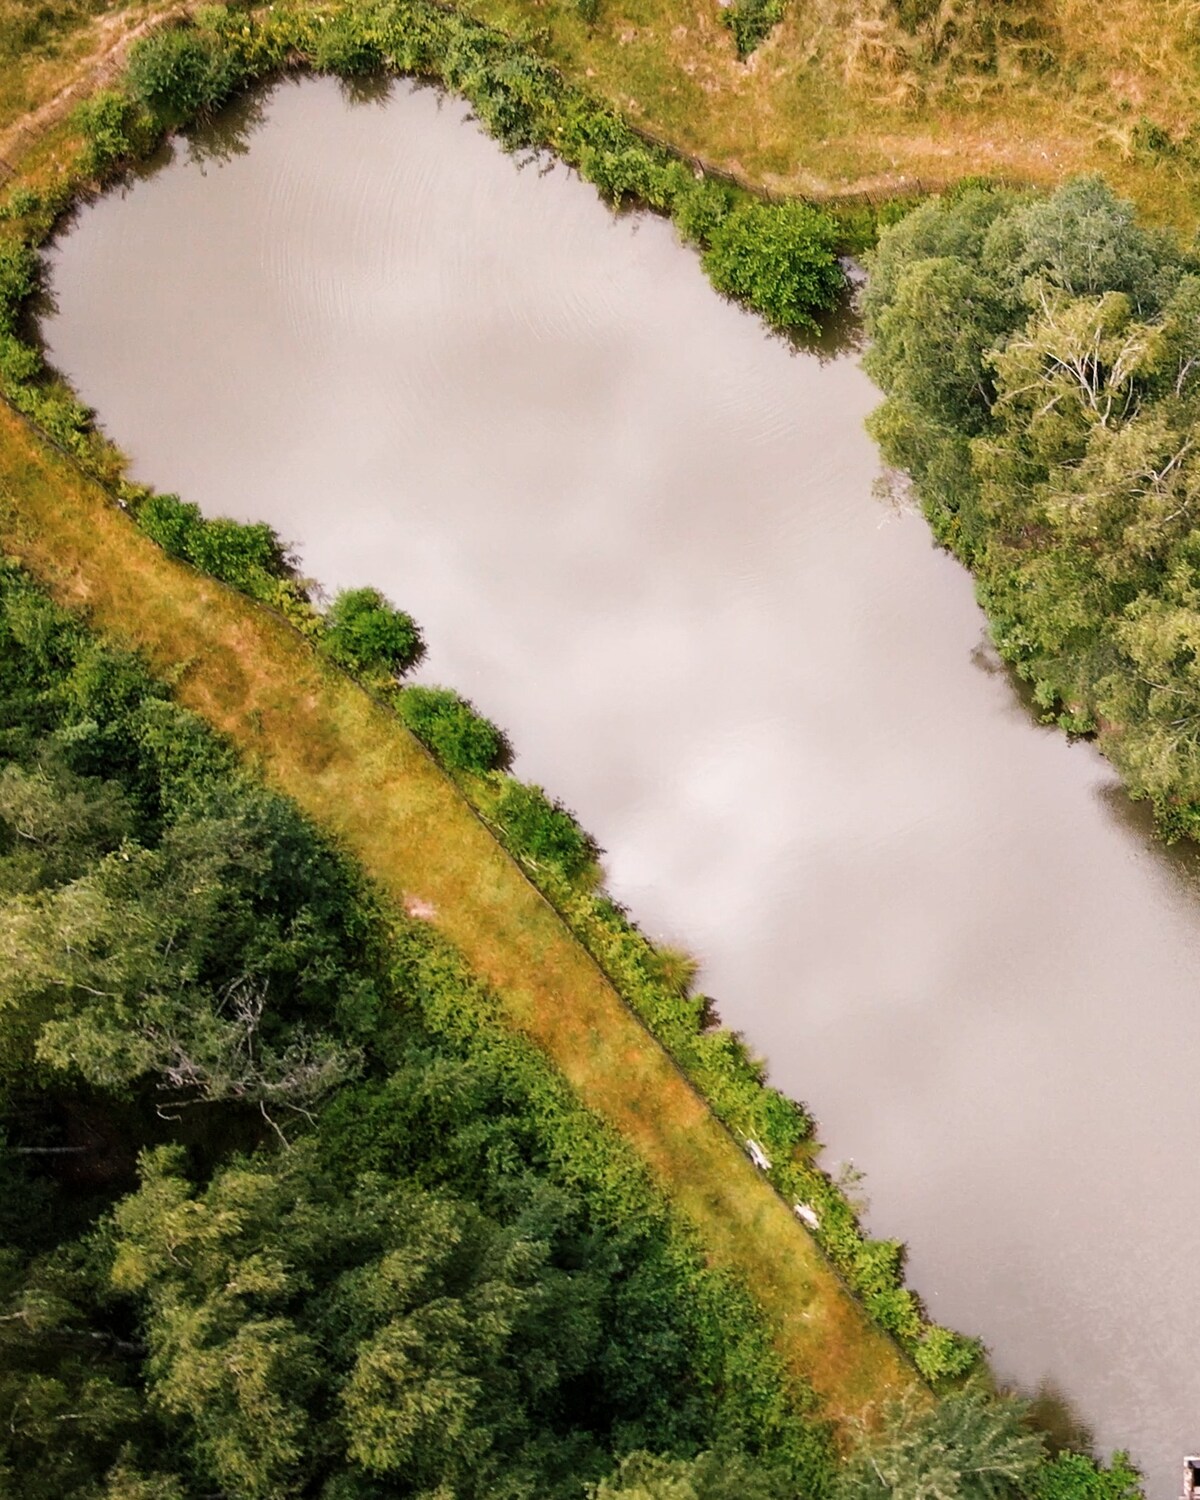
[493,781,597,881]
[397,686,506,774]
[187,516,285,592]
[702,198,844,331]
[322,588,424,679]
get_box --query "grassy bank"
[7,0,1200,229]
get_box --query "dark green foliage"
[722,0,785,59]
[125,23,246,125]
[396,684,508,773]
[835,1391,1044,1500]
[321,585,425,679]
[703,200,845,331]
[493,780,598,882]
[0,234,36,334]
[72,90,155,177]
[136,492,288,595]
[1032,1451,1144,1500]
[864,176,1200,834]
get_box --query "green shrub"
[865,1286,923,1342]
[396,685,508,773]
[914,1324,983,1383]
[312,12,386,75]
[321,586,424,679]
[0,185,41,222]
[673,176,736,247]
[1032,1452,1143,1500]
[135,491,204,559]
[493,780,597,881]
[703,199,844,331]
[0,237,36,334]
[126,24,245,124]
[186,515,286,591]
[136,493,287,595]
[72,89,153,176]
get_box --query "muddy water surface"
[42,76,1200,1495]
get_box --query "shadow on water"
[182,88,271,167]
[336,71,397,107]
[1097,778,1200,897]
[1026,1380,1099,1458]
[967,618,1200,911]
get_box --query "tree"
[835,1391,1044,1500]
[110,1144,609,1500]
[997,176,1177,313]
[592,1449,791,1500]
[0,793,364,1133]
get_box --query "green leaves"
[836,1391,1044,1500]
[863,177,1200,831]
[396,685,508,774]
[703,199,844,332]
[126,24,247,126]
[320,586,425,681]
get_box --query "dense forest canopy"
[0,559,838,1498]
[864,176,1200,836]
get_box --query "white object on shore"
[745,1138,771,1171]
[793,1202,821,1231]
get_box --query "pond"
[41,74,1200,1496]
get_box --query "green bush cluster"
[137,491,288,592]
[0,236,35,336]
[72,88,156,176]
[125,21,249,125]
[491,778,599,881]
[320,584,424,679]
[396,683,508,772]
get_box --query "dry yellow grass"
[6,0,1200,224]
[454,0,1200,226]
[0,399,918,1423]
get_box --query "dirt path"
[0,2,178,167]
